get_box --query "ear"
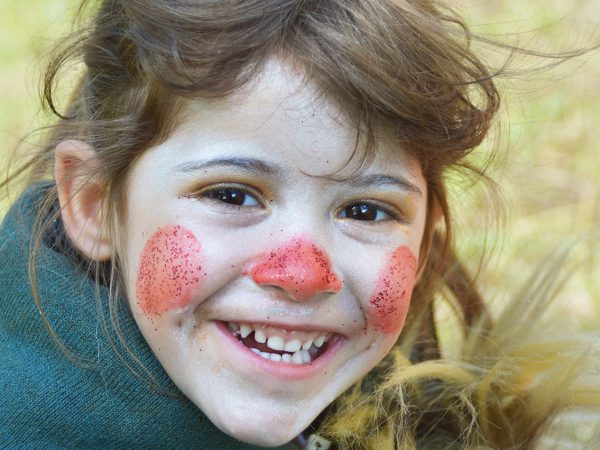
[54,140,112,261]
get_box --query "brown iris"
[343,203,378,221]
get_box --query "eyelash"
[193,184,265,210]
[337,201,404,224]
[192,184,406,224]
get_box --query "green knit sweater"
[0,187,296,450]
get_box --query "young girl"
[1,0,598,448]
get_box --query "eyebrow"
[175,157,283,177]
[175,157,422,196]
[349,174,423,197]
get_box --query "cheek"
[135,224,204,315]
[367,246,417,334]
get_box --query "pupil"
[213,188,245,206]
[346,204,376,221]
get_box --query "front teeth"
[228,321,331,364]
[254,329,267,343]
[284,339,302,353]
[240,324,252,338]
[252,348,311,365]
[257,349,311,364]
[292,351,303,364]
[267,336,285,351]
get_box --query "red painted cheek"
[368,246,417,334]
[136,224,203,315]
[250,238,342,301]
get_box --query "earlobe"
[54,140,112,261]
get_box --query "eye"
[205,187,260,207]
[338,202,392,222]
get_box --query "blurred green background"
[0,0,598,326]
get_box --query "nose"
[250,237,343,301]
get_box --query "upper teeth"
[240,324,252,338]
[227,321,331,362]
[255,329,267,343]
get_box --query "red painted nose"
[250,238,343,301]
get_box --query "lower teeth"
[250,347,311,364]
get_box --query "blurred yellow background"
[0,0,598,325]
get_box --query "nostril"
[250,237,342,301]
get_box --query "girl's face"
[121,59,427,446]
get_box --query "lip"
[214,320,346,381]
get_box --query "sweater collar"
[0,184,295,449]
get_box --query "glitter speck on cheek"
[368,246,417,334]
[136,224,203,315]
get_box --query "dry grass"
[0,0,74,150]
[453,0,600,328]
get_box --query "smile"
[226,321,332,364]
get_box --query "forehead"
[179,57,418,178]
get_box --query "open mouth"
[225,321,332,364]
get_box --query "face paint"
[369,246,417,334]
[136,224,203,315]
[250,237,342,301]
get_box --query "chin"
[209,403,313,447]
